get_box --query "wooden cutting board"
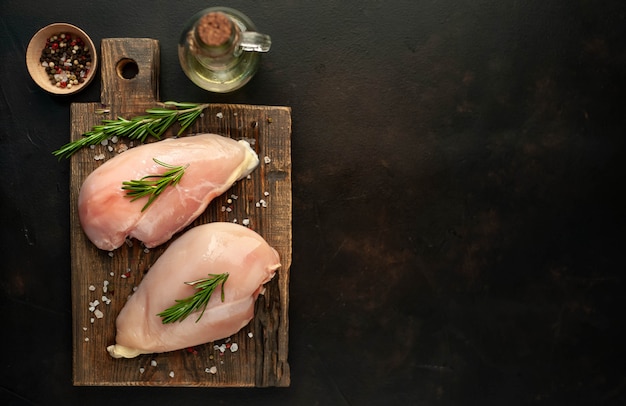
[69,38,291,387]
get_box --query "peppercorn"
[40,31,92,88]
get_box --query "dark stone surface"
[1,0,625,404]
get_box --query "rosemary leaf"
[122,158,188,211]
[52,101,211,159]
[157,273,229,324]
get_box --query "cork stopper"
[197,12,232,46]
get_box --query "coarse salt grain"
[94,153,105,161]
[248,332,254,338]
[216,112,223,119]
[214,344,227,353]
[83,327,88,331]
[94,309,104,319]
[206,366,218,374]
[242,218,250,226]
[84,337,89,342]
[264,156,271,164]
[169,371,175,378]
[88,285,96,291]
[108,251,114,257]
[151,360,157,367]
[230,343,239,352]
[90,317,95,323]
[139,367,145,374]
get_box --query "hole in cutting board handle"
[116,58,139,80]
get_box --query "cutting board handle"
[100,38,160,109]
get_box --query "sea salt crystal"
[151,360,157,367]
[264,156,271,164]
[216,112,223,119]
[206,366,218,374]
[169,371,175,378]
[248,332,254,338]
[88,285,96,291]
[139,367,145,374]
[94,309,104,319]
[242,218,250,226]
[214,344,227,353]
[230,343,239,352]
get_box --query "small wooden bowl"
[26,23,98,95]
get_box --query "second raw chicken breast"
[107,222,281,358]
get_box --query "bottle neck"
[193,12,239,59]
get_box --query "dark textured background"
[1,0,625,404]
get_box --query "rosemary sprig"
[122,158,188,211]
[157,273,230,324]
[53,101,210,159]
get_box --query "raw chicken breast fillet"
[78,133,259,251]
[107,222,280,358]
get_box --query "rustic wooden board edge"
[69,101,292,387]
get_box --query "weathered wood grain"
[70,39,291,387]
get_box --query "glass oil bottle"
[178,7,271,93]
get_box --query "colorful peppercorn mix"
[39,32,92,89]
